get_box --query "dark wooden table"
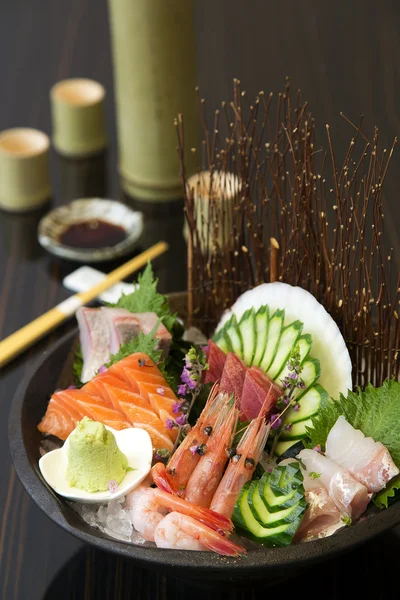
[1,1,400,598]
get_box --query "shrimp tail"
[179,515,246,557]
[152,488,233,533]
[151,462,178,495]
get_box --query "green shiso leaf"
[106,325,176,389]
[72,347,84,387]
[373,475,400,509]
[109,262,178,332]
[305,379,400,468]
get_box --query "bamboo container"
[107,0,199,201]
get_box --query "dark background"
[1,1,400,598]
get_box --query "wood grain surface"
[0,1,399,598]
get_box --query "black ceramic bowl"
[8,328,400,579]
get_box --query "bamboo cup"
[0,128,51,212]
[183,170,241,252]
[50,78,107,157]
[0,241,168,368]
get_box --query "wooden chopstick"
[0,241,168,369]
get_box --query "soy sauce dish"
[38,198,143,262]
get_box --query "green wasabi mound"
[66,417,128,493]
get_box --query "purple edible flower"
[285,423,293,432]
[287,371,298,380]
[201,344,209,354]
[172,402,182,414]
[181,367,196,390]
[98,365,107,374]
[108,480,118,493]
[297,379,306,389]
[313,444,322,453]
[190,445,198,455]
[165,419,175,430]
[293,403,300,412]
[270,416,282,430]
[176,414,187,427]
[282,395,290,405]
[177,384,187,396]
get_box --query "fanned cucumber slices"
[213,282,352,456]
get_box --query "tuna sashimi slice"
[219,352,247,404]
[203,340,227,384]
[240,366,282,421]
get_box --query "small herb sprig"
[162,346,208,455]
[268,346,305,455]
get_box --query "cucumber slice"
[297,357,321,394]
[268,320,303,379]
[278,333,312,380]
[284,384,328,424]
[239,308,256,365]
[213,328,231,354]
[253,306,269,366]
[233,483,295,546]
[259,309,285,372]
[233,465,306,547]
[223,314,243,358]
[275,439,300,456]
[249,482,303,527]
[259,471,302,511]
[280,418,313,440]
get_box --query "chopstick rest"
[63,266,136,304]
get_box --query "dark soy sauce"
[60,220,127,249]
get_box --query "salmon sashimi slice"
[38,397,78,440]
[84,373,133,403]
[130,423,173,451]
[56,390,131,431]
[99,384,176,447]
[147,392,177,418]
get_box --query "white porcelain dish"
[38,426,152,504]
[38,198,144,262]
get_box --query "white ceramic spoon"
[39,426,153,504]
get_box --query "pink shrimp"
[210,417,270,517]
[126,485,233,542]
[154,512,245,557]
[184,402,239,507]
[152,384,228,495]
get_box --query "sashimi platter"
[34,262,400,557]
[11,83,400,570]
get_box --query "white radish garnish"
[217,282,352,402]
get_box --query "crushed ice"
[71,497,149,545]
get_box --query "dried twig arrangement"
[176,79,399,388]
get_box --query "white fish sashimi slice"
[297,449,370,519]
[295,488,345,542]
[216,282,352,401]
[102,307,141,354]
[77,307,111,383]
[326,416,400,493]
